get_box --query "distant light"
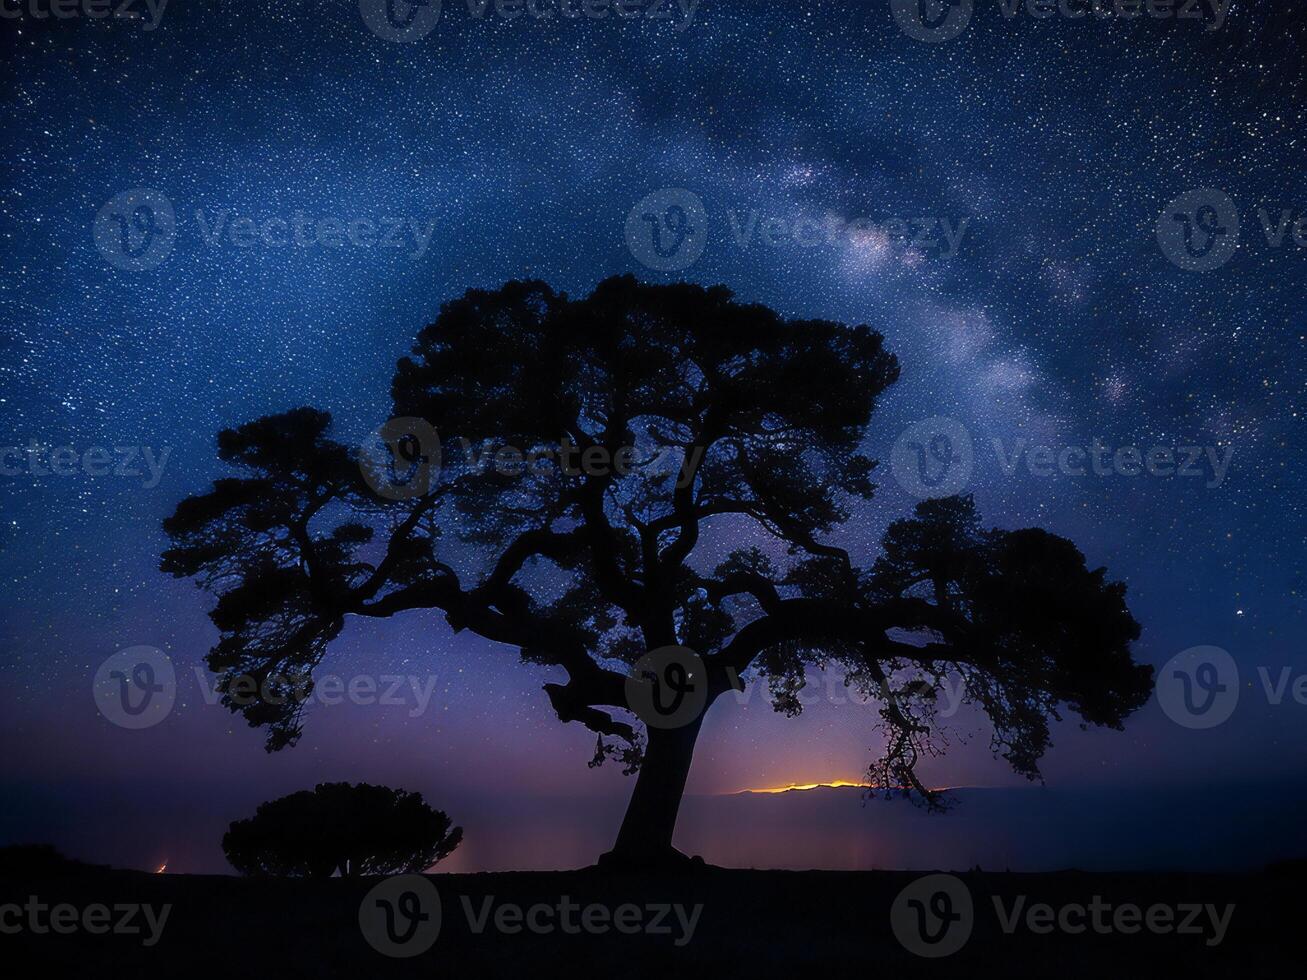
[744,780,870,795]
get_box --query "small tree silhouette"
[166,276,1153,871]
[222,782,461,877]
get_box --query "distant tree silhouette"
[222,782,461,877]
[165,276,1153,870]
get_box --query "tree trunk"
[598,714,706,871]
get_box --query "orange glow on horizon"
[736,780,871,795]
[730,780,965,796]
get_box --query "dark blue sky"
[0,0,1303,872]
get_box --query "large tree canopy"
[164,275,1153,868]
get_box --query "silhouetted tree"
[165,276,1153,870]
[221,782,461,877]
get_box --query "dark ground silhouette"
[1,861,1300,978]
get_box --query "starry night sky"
[0,0,1303,873]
